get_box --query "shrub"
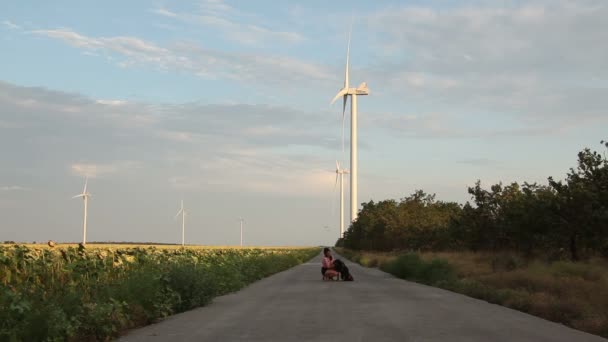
[381,253,456,286]
[490,253,526,272]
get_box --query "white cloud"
[0,185,30,191]
[1,81,338,197]
[152,0,304,45]
[168,150,334,196]
[152,8,177,18]
[354,0,608,138]
[70,161,141,178]
[2,20,20,30]
[96,99,127,106]
[157,130,196,143]
[30,28,329,84]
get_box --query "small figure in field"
[322,247,340,280]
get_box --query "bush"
[491,253,526,272]
[380,253,456,286]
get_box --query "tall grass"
[338,248,608,338]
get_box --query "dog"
[332,259,354,281]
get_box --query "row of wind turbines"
[72,178,245,246]
[331,28,369,240]
[71,29,364,246]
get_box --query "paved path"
[119,252,606,342]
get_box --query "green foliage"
[0,245,318,341]
[380,253,456,286]
[341,145,608,261]
[343,191,461,251]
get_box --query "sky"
[1,0,607,246]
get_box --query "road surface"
[119,252,606,342]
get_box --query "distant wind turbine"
[175,200,188,246]
[335,161,349,239]
[331,24,369,224]
[72,177,91,245]
[239,218,244,247]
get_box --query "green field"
[0,244,319,341]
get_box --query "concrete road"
[119,252,606,342]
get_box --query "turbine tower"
[239,218,244,247]
[331,29,369,223]
[175,200,187,246]
[335,161,349,238]
[72,177,91,245]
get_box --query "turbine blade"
[330,89,347,105]
[331,171,338,218]
[175,209,183,219]
[345,26,351,89]
[336,160,340,170]
[83,177,88,194]
[72,194,84,199]
[342,96,347,153]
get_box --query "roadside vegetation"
[336,143,608,337]
[0,244,318,341]
[337,248,608,338]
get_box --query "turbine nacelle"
[175,200,188,219]
[72,177,91,199]
[355,82,369,95]
[334,160,349,187]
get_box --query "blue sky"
[1,0,607,246]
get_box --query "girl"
[321,247,339,280]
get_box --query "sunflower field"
[0,244,319,341]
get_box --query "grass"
[336,248,608,338]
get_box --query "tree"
[549,148,608,260]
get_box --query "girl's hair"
[323,247,330,254]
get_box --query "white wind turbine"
[331,27,369,224]
[175,200,188,246]
[239,217,244,247]
[72,177,91,245]
[335,161,349,239]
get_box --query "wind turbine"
[335,161,349,239]
[72,177,91,245]
[331,26,369,224]
[239,218,244,247]
[175,200,187,246]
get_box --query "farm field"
[0,244,319,341]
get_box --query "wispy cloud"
[368,111,578,140]
[30,28,329,85]
[0,185,30,191]
[70,161,141,178]
[151,8,177,18]
[1,81,338,196]
[363,0,608,124]
[153,0,305,45]
[457,158,500,167]
[168,150,334,196]
[2,20,20,30]
[95,99,127,106]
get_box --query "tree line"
[338,144,608,261]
